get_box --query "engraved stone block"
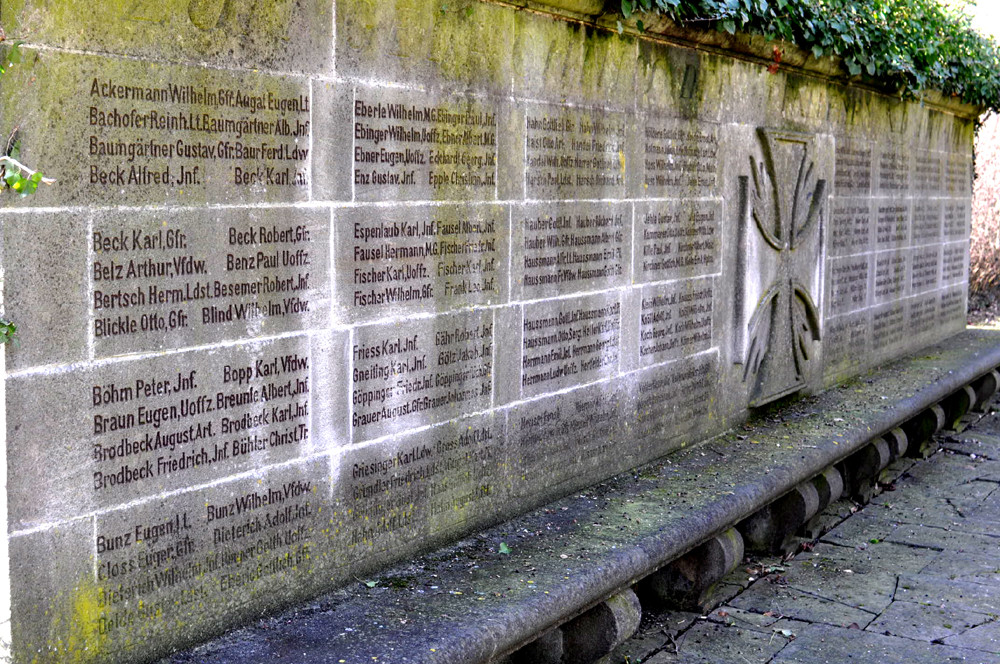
[873,251,908,303]
[943,200,971,240]
[512,202,629,300]
[872,301,906,357]
[337,204,508,323]
[524,105,628,200]
[506,379,629,506]
[336,87,500,203]
[332,413,505,571]
[2,51,311,208]
[942,241,969,285]
[910,200,943,246]
[907,292,939,339]
[520,292,621,399]
[912,150,943,193]
[875,201,910,249]
[823,311,871,384]
[629,351,720,450]
[826,256,870,316]
[940,286,968,326]
[639,116,720,198]
[828,199,873,257]
[946,154,973,196]
[351,310,494,442]
[88,460,327,659]
[634,200,722,283]
[91,207,329,356]
[635,277,714,368]
[876,146,910,196]
[909,246,941,294]
[7,335,325,529]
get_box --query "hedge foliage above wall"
[619,0,1000,113]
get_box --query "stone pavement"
[613,403,1000,664]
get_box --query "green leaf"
[722,19,736,34]
[637,19,645,32]
[364,580,377,588]
[622,0,633,18]
[812,44,824,58]
[616,19,624,35]
[499,542,511,555]
[847,59,862,76]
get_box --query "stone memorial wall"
[0,0,976,661]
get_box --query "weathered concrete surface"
[159,330,1000,663]
[615,371,1000,664]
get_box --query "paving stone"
[896,574,1000,614]
[672,619,789,664]
[867,599,991,642]
[943,619,1000,653]
[772,622,985,664]
[729,580,878,628]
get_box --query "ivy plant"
[0,27,52,197]
[618,0,1000,113]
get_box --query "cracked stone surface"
[610,406,1000,664]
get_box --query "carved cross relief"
[735,129,827,407]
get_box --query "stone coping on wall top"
[163,329,1000,664]
[521,0,981,118]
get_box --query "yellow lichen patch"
[31,573,107,664]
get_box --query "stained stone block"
[351,309,495,442]
[638,44,735,123]
[823,311,871,384]
[1,0,332,71]
[768,74,830,131]
[336,0,514,91]
[946,154,973,196]
[506,378,630,506]
[629,351,721,452]
[523,104,629,201]
[512,202,629,300]
[513,12,637,107]
[7,334,326,530]
[833,137,874,197]
[2,211,89,371]
[913,150,943,193]
[634,200,722,284]
[519,292,621,399]
[335,204,508,324]
[331,413,505,572]
[1,51,312,209]
[940,286,968,329]
[89,207,330,356]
